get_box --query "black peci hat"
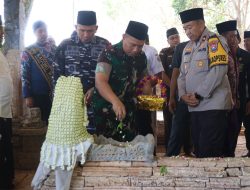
[179,8,204,24]
[166,27,179,38]
[216,20,237,35]
[244,31,250,39]
[125,21,148,40]
[77,11,96,25]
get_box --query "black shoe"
[77,161,84,167]
[0,183,14,190]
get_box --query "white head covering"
[0,51,13,118]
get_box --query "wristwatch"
[195,93,204,101]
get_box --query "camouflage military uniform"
[54,31,109,92]
[53,31,109,132]
[92,41,147,142]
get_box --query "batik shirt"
[21,42,56,98]
[237,48,250,103]
[92,41,147,142]
[227,51,239,106]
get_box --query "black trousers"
[166,100,192,156]
[244,115,250,150]
[86,105,95,135]
[238,101,250,151]
[191,110,227,158]
[33,94,52,124]
[135,109,153,136]
[0,118,14,189]
[163,101,172,150]
[163,87,172,150]
[224,108,240,157]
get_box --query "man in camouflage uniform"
[53,11,110,134]
[92,21,148,142]
[178,8,232,158]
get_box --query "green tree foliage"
[172,0,227,32]
[103,0,138,21]
[172,0,250,36]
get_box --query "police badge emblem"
[209,39,218,53]
[197,60,204,67]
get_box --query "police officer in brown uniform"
[159,28,180,152]
[178,8,232,158]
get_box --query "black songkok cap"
[216,20,237,35]
[244,31,250,39]
[125,21,148,40]
[77,11,96,25]
[167,27,179,38]
[32,21,46,32]
[179,8,204,24]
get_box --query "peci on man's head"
[122,20,148,57]
[33,20,48,44]
[76,11,98,43]
[166,27,180,47]
[216,20,238,49]
[244,31,250,52]
[179,8,205,42]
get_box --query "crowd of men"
[1,7,250,190]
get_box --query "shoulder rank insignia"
[208,36,228,67]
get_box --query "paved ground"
[13,131,249,190]
[14,170,34,190]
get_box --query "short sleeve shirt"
[172,41,189,69]
[142,45,164,75]
[92,41,147,141]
